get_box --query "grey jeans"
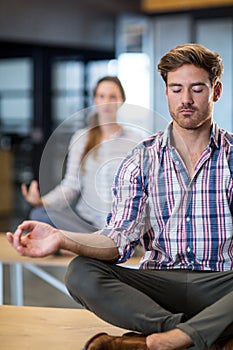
[65,256,233,350]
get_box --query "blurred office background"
[0,0,233,231]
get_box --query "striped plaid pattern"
[101,122,233,271]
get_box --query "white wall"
[149,15,233,132]
[196,18,233,131]
[153,15,193,129]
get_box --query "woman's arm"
[41,129,87,209]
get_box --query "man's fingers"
[6,232,13,245]
[6,229,25,253]
[17,220,37,232]
[10,228,24,249]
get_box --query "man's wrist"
[52,228,65,250]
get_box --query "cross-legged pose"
[7,43,233,350]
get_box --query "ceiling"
[62,0,143,15]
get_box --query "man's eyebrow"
[191,82,206,87]
[168,83,182,87]
[168,82,206,87]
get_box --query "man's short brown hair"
[158,43,223,87]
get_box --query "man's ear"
[213,81,222,102]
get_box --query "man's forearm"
[59,230,119,262]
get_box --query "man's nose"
[181,90,194,105]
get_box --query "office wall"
[196,18,233,131]
[152,15,192,126]
[149,14,233,131]
[2,1,233,131]
[0,0,127,50]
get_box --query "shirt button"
[187,246,191,252]
[186,217,190,222]
[175,160,179,165]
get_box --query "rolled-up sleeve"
[99,146,148,262]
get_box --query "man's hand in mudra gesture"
[6,221,61,257]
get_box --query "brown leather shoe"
[83,332,147,350]
[223,339,233,350]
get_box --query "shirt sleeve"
[42,129,87,209]
[99,145,148,263]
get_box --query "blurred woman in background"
[22,76,145,232]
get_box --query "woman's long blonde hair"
[80,76,126,171]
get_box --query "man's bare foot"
[146,328,193,350]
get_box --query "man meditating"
[7,43,233,350]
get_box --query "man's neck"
[171,122,212,177]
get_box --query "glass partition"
[0,58,33,136]
[51,60,85,131]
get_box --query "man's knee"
[65,256,89,287]
[65,256,103,299]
